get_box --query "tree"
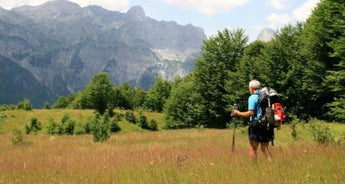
[144,77,171,112]
[164,74,204,128]
[80,72,113,114]
[193,28,248,128]
[300,0,345,118]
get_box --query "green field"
[0,110,344,183]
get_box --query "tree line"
[3,0,345,129]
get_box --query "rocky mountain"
[0,0,206,107]
[257,28,275,42]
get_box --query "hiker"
[232,80,273,162]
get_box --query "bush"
[74,122,86,135]
[110,119,121,132]
[309,120,333,144]
[89,113,111,142]
[46,119,60,134]
[137,111,148,129]
[148,119,158,131]
[17,98,32,111]
[125,111,136,123]
[12,128,31,145]
[25,117,42,134]
[46,114,76,135]
[60,114,75,135]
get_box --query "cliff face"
[0,0,206,106]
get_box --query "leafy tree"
[300,0,345,118]
[193,28,248,128]
[17,98,32,110]
[79,72,114,114]
[324,38,345,122]
[131,87,147,109]
[261,24,305,118]
[164,74,204,128]
[110,83,133,109]
[53,93,77,109]
[144,77,171,112]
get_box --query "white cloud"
[292,0,319,22]
[267,0,289,10]
[266,13,291,29]
[0,0,130,11]
[164,0,249,15]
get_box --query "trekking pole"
[231,97,239,154]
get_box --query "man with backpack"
[232,80,273,162]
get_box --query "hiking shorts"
[248,121,274,143]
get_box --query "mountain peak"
[257,28,275,42]
[127,6,145,20]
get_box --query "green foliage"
[17,98,32,111]
[125,110,137,123]
[290,121,297,140]
[110,118,121,132]
[88,113,111,142]
[53,93,77,109]
[0,112,6,121]
[0,104,16,111]
[193,28,248,128]
[137,111,148,129]
[12,128,29,146]
[164,75,204,129]
[144,77,171,112]
[43,102,51,109]
[300,0,345,118]
[74,72,114,114]
[60,114,76,135]
[25,117,42,134]
[46,114,76,135]
[148,119,158,131]
[309,120,333,144]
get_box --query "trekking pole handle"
[231,97,240,116]
[234,97,240,110]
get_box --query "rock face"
[257,28,275,42]
[0,0,206,106]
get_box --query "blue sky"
[0,0,320,42]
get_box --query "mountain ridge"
[0,0,206,107]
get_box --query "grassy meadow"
[0,109,345,183]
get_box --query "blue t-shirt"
[248,92,261,121]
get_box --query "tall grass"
[0,110,344,183]
[0,128,344,183]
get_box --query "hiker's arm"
[232,110,254,117]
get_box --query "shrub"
[60,114,75,135]
[125,111,136,123]
[12,128,24,145]
[309,120,333,144]
[25,117,42,134]
[137,111,148,129]
[17,98,32,111]
[12,128,31,145]
[89,113,111,142]
[110,119,121,132]
[73,122,86,135]
[148,119,158,131]
[46,114,76,135]
[0,112,6,121]
[46,119,60,134]
[291,121,297,140]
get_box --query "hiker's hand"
[232,110,240,116]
